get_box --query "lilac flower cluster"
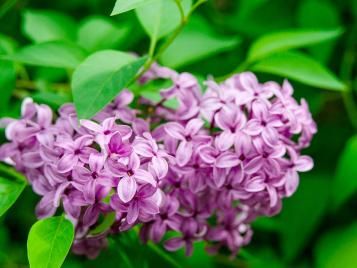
[0,65,316,258]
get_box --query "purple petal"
[244,156,263,175]
[215,131,235,151]
[164,123,185,140]
[133,141,154,158]
[89,153,106,172]
[22,152,44,168]
[295,156,313,172]
[118,176,137,203]
[140,199,160,215]
[127,201,139,224]
[57,153,77,173]
[284,169,299,196]
[245,177,265,192]
[215,152,240,168]
[185,118,204,136]
[135,169,156,186]
[36,192,56,219]
[149,156,168,180]
[80,119,102,133]
[176,141,193,167]
[244,119,263,136]
[213,167,226,188]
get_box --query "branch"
[134,0,207,80]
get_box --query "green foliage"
[251,51,346,91]
[296,0,341,64]
[135,0,192,41]
[247,28,343,62]
[72,50,146,119]
[332,136,357,210]
[27,216,74,268]
[2,41,86,68]
[160,16,241,68]
[315,223,357,268]
[0,177,25,217]
[279,174,330,261]
[111,0,157,15]
[77,16,130,52]
[22,10,77,43]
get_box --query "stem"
[134,0,207,80]
[174,0,185,21]
[188,0,208,16]
[16,79,70,91]
[148,37,157,59]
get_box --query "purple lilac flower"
[0,65,316,258]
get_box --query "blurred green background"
[0,0,356,267]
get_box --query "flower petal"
[164,122,185,140]
[127,201,139,224]
[176,141,193,167]
[118,176,137,203]
[215,152,240,168]
[135,169,156,186]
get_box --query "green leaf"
[77,16,131,52]
[72,50,146,119]
[111,0,156,15]
[332,135,357,210]
[279,174,330,261]
[2,41,86,69]
[90,212,116,235]
[160,16,241,68]
[27,216,74,268]
[22,10,77,43]
[251,51,346,91]
[135,0,192,40]
[0,177,25,217]
[297,0,341,64]
[0,34,17,54]
[315,223,357,268]
[247,28,343,62]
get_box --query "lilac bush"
[0,64,316,258]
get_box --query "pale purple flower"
[164,118,211,166]
[0,66,316,258]
[56,135,94,173]
[107,153,156,203]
